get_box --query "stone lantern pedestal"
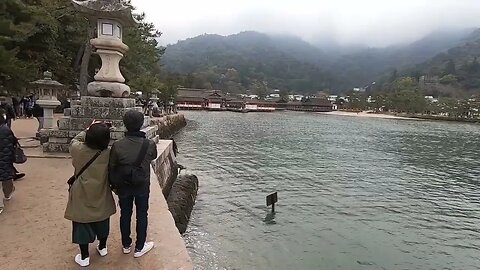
[39,0,159,153]
[73,0,136,98]
[30,71,63,135]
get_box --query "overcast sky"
[130,0,480,47]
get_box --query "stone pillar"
[37,100,60,129]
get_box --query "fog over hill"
[162,28,479,94]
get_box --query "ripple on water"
[177,111,480,270]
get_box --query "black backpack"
[110,139,149,187]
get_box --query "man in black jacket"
[109,110,157,258]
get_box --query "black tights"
[79,237,107,259]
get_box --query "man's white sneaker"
[123,246,131,254]
[74,254,90,267]
[134,242,154,258]
[96,246,108,257]
[0,208,3,214]
[4,186,15,201]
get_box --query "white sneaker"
[123,246,131,254]
[74,254,90,267]
[96,246,108,257]
[4,187,15,201]
[134,242,154,258]
[0,208,3,214]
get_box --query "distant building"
[177,88,332,113]
[419,75,440,87]
[176,88,226,110]
[353,87,366,92]
[327,95,338,102]
[424,95,438,103]
[282,98,333,112]
[245,100,276,112]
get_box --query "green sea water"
[175,111,480,270]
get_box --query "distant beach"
[319,111,423,120]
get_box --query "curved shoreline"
[318,111,423,120]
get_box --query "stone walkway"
[0,119,193,269]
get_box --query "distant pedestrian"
[25,95,34,118]
[20,96,28,117]
[65,121,116,267]
[0,97,16,128]
[32,104,44,132]
[109,110,158,258]
[12,97,20,118]
[0,109,16,214]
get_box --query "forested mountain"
[162,31,335,94]
[402,29,480,96]
[162,29,477,94]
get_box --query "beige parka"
[64,131,116,223]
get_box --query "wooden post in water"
[266,192,278,213]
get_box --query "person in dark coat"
[0,109,16,214]
[12,97,20,117]
[32,103,44,132]
[109,110,158,258]
[0,97,16,128]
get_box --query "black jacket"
[0,103,15,121]
[0,124,15,181]
[109,133,158,196]
[32,104,44,117]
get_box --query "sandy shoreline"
[319,111,423,120]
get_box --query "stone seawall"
[151,114,187,139]
[152,140,178,199]
[147,140,193,269]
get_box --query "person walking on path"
[0,97,16,128]
[32,103,44,133]
[12,96,20,118]
[65,122,116,267]
[109,110,158,258]
[0,109,16,214]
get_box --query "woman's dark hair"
[85,123,110,150]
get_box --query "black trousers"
[119,192,149,251]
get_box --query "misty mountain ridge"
[162,28,479,94]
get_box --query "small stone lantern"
[150,89,160,103]
[72,0,136,98]
[30,71,63,129]
[168,95,175,114]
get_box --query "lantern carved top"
[72,0,137,27]
[30,71,64,89]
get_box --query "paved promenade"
[0,118,193,269]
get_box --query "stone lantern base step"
[41,96,158,153]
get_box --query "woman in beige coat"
[65,122,116,267]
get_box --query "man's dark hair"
[123,110,144,132]
[85,123,110,150]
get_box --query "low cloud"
[131,0,480,47]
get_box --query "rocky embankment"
[151,114,187,139]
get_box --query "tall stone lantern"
[30,71,63,129]
[72,0,136,98]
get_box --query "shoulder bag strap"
[134,139,149,167]
[75,151,102,179]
